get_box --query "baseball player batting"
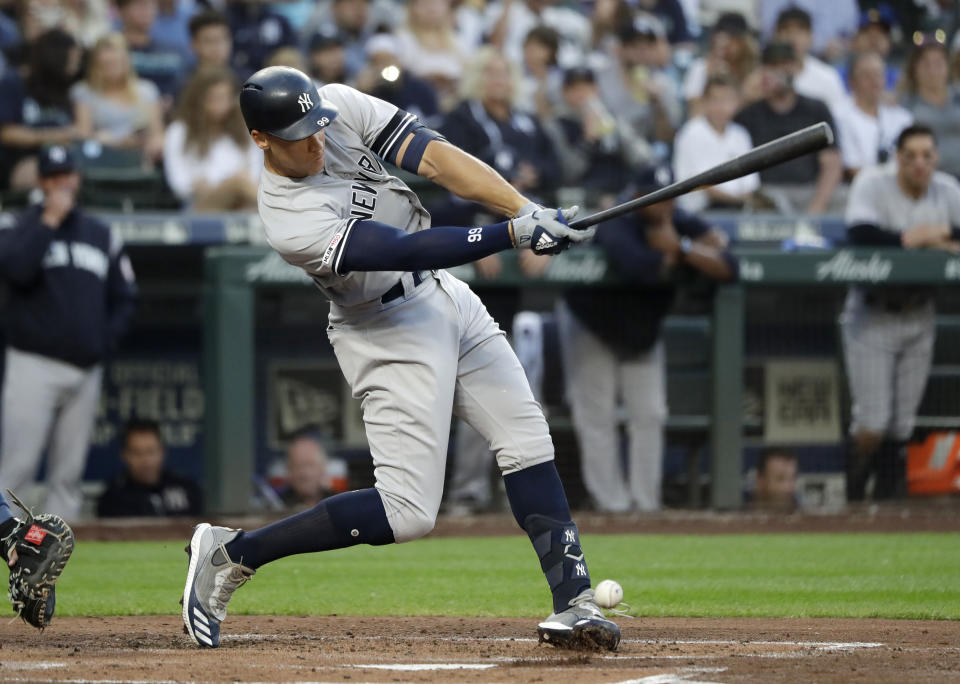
[181,66,620,651]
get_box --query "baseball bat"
[568,121,834,230]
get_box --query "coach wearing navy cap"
[557,166,738,513]
[0,144,137,520]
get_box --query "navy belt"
[381,270,429,304]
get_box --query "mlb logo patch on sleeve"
[24,524,48,545]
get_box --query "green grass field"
[59,533,960,620]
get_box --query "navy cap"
[859,5,896,31]
[562,66,595,88]
[309,28,346,52]
[618,13,667,42]
[632,163,674,195]
[37,145,77,176]
[761,41,796,65]
[713,12,749,37]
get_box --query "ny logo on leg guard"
[524,514,591,613]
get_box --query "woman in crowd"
[681,12,758,114]
[899,36,960,178]
[162,67,260,211]
[0,28,83,189]
[395,0,470,110]
[71,32,164,165]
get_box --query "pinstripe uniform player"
[842,124,960,500]
[180,66,621,651]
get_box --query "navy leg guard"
[524,514,591,613]
[504,461,590,613]
[225,488,395,569]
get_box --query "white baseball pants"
[0,347,102,520]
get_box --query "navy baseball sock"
[504,461,591,614]
[224,488,395,569]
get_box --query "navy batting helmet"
[240,66,339,141]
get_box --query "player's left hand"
[510,206,595,255]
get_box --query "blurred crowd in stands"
[0,0,958,214]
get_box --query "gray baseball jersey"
[258,84,431,307]
[842,164,960,439]
[256,85,554,542]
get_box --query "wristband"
[679,236,693,255]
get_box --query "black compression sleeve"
[337,220,513,274]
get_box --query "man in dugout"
[842,124,960,501]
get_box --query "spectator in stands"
[834,51,913,178]
[439,47,559,217]
[162,67,260,211]
[353,34,439,123]
[633,0,692,44]
[395,0,469,111]
[761,0,858,60]
[734,42,842,214]
[838,6,900,93]
[772,7,847,112]
[485,0,592,69]
[226,0,297,78]
[519,26,563,119]
[264,46,308,71]
[0,145,136,520]
[899,36,960,179]
[15,0,109,46]
[596,14,682,150]
[543,67,645,205]
[116,0,188,101]
[59,0,111,47]
[0,28,82,191]
[303,0,375,80]
[188,10,232,73]
[557,164,738,513]
[841,124,960,501]
[71,33,165,166]
[98,419,202,517]
[589,0,634,53]
[276,432,332,509]
[307,30,348,88]
[681,12,759,114]
[674,74,760,212]
[752,448,798,511]
[153,0,194,56]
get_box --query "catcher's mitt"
[2,489,75,630]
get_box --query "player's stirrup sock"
[504,461,591,613]
[224,488,395,569]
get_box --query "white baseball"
[594,579,623,608]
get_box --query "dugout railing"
[201,245,960,514]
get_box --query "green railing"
[203,246,960,513]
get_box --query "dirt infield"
[1,616,958,683]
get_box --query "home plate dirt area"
[1,616,958,683]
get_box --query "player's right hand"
[510,206,595,255]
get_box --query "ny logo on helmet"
[297,92,314,113]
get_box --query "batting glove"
[510,206,595,255]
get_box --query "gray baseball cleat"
[537,589,621,651]
[181,523,255,648]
